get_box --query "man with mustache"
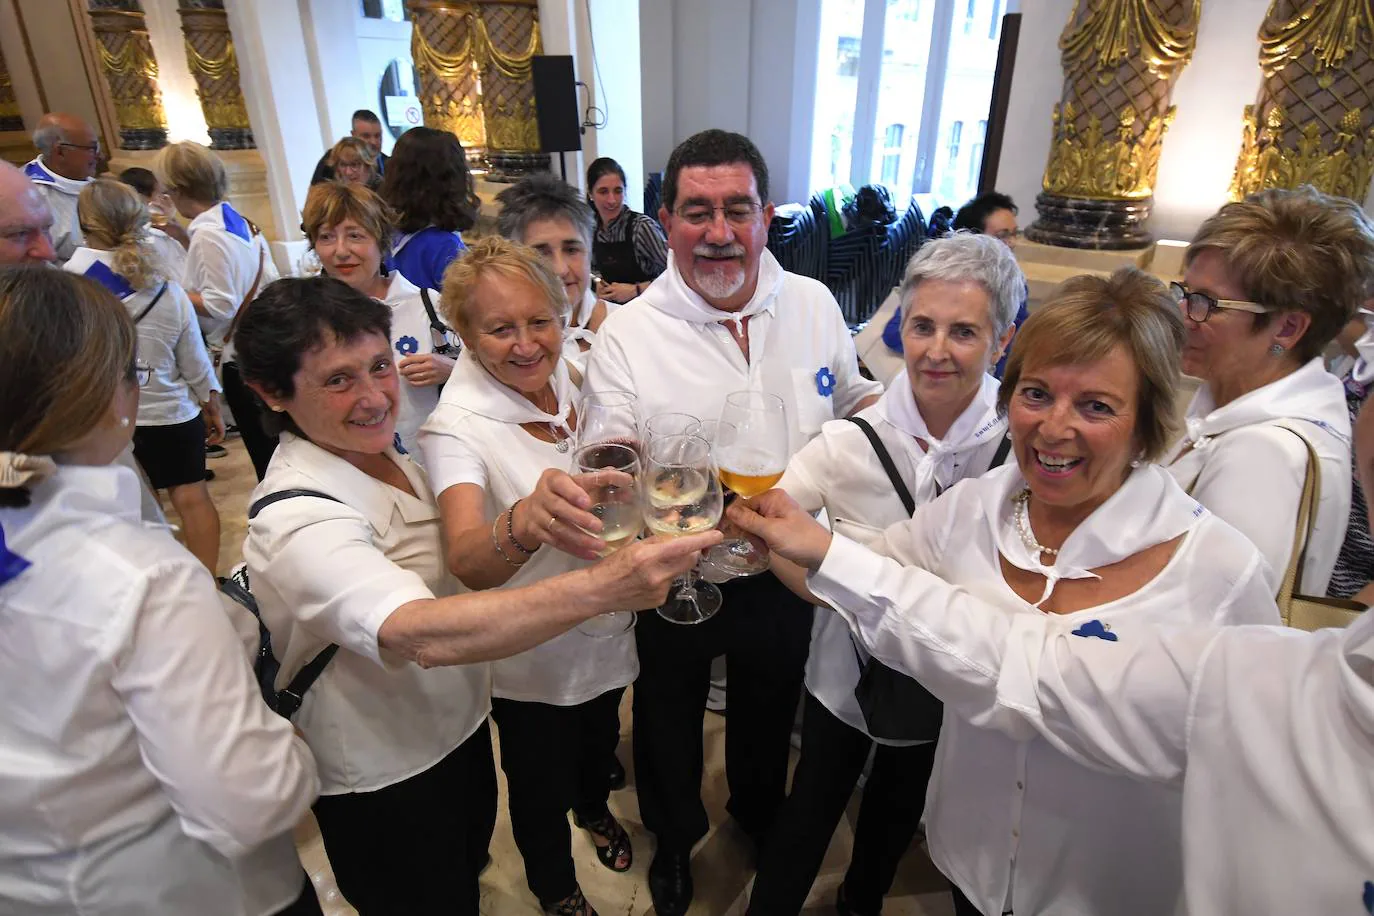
[585,129,881,916]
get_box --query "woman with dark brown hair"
[0,266,320,915]
[377,126,480,291]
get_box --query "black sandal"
[574,808,633,872]
[542,887,598,916]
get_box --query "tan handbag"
[1274,426,1366,630]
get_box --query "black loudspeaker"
[531,55,582,153]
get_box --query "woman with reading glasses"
[1165,186,1374,596]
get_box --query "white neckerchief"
[982,462,1207,607]
[565,287,598,351]
[1178,357,1351,452]
[640,248,783,328]
[446,347,577,437]
[879,370,1005,495]
[23,158,90,197]
[187,201,254,248]
[1350,310,1374,386]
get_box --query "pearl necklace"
[1012,488,1059,558]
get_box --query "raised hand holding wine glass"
[710,390,788,576]
[643,433,726,624]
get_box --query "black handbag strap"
[246,487,345,717]
[418,286,446,334]
[133,282,168,324]
[989,432,1012,470]
[846,415,915,515]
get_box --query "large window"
[812,0,1005,209]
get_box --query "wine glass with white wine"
[642,433,725,624]
[707,391,788,576]
[572,440,643,637]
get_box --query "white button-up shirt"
[185,202,279,352]
[64,247,220,427]
[780,372,1006,744]
[808,534,1374,916]
[0,464,317,914]
[420,351,638,705]
[23,157,88,264]
[1166,357,1351,595]
[814,463,1280,915]
[244,433,491,795]
[584,250,881,457]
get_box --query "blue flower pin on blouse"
[0,523,31,588]
[1070,619,1118,642]
[815,366,837,397]
[395,335,420,357]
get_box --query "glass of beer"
[706,391,787,577]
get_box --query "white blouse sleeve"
[248,501,436,667]
[171,284,220,402]
[418,411,490,497]
[778,424,837,513]
[1189,426,1308,592]
[185,233,240,323]
[807,534,1209,787]
[112,556,318,858]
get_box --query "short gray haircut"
[495,172,596,246]
[897,231,1024,336]
[32,123,64,155]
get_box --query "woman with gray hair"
[496,174,616,372]
[748,232,1023,915]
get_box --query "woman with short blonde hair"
[1166,186,1374,597]
[420,236,641,916]
[67,178,226,572]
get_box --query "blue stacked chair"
[767,201,828,282]
[643,172,663,221]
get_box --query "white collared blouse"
[243,433,490,795]
[1166,357,1352,595]
[816,463,1280,916]
[807,538,1374,916]
[0,465,317,914]
[379,271,452,461]
[185,202,279,352]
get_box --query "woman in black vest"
[587,157,666,303]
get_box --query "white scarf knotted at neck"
[985,462,1206,607]
[447,347,578,439]
[641,248,784,330]
[565,287,598,351]
[879,370,1005,497]
[1176,357,1351,455]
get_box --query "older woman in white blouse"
[495,173,616,375]
[748,233,1021,916]
[302,181,456,461]
[1165,187,1374,598]
[420,238,636,916]
[236,275,716,915]
[749,269,1281,916]
[0,267,318,916]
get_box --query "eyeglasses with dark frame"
[58,140,101,156]
[673,202,763,227]
[1168,281,1272,323]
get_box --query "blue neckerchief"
[23,159,56,185]
[220,202,251,242]
[82,260,136,300]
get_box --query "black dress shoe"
[607,755,626,791]
[648,848,693,916]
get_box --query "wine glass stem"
[675,566,698,605]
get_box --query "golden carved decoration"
[0,41,23,130]
[178,2,253,149]
[1037,0,1200,201]
[408,0,544,165]
[1230,0,1374,201]
[88,6,168,145]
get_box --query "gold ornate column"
[87,0,168,150]
[177,0,254,150]
[1025,0,1201,250]
[0,40,22,134]
[1229,1,1374,202]
[407,0,549,179]
[409,0,488,167]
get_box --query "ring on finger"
[548,514,558,531]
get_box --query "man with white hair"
[0,160,57,265]
[25,112,101,263]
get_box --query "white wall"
[582,0,645,200]
[994,0,1372,243]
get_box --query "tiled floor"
[186,440,958,915]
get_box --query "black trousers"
[633,573,814,851]
[490,687,625,906]
[310,721,497,915]
[951,885,998,916]
[221,361,277,480]
[749,691,937,915]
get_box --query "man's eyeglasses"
[674,202,763,227]
[58,140,101,156]
[1168,281,1272,323]
[991,228,1021,241]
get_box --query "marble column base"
[118,127,168,151]
[1025,193,1153,250]
[483,149,550,182]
